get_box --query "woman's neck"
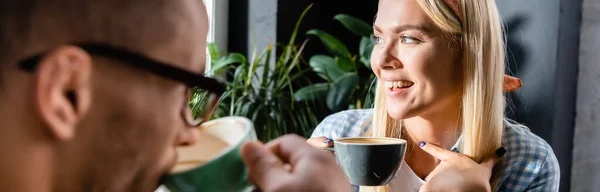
[403,116,460,150]
[401,99,462,179]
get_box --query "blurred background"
[202,0,599,191]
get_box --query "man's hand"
[419,142,506,192]
[241,134,351,192]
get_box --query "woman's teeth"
[385,81,414,88]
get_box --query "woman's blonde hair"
[365,0,505,191]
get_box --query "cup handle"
[323,147,335,152]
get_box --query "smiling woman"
[308,0,559,191]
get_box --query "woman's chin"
[386,108,411,120]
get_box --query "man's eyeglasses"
[18,43,226,127]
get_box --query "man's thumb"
[241,141,288,189]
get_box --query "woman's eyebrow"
[373,24,432,35]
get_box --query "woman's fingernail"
[324,139,333,144]
[495,147,506,158]
[419,141,426,147]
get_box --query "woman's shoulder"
[501,120,557,165]
[498,119,560,191]
[310,109,374,139]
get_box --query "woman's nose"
[372,44,403,70]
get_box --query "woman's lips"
[384,80,414,88]
[384,80,414,97]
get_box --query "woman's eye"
[372,36,384,45]
[401,36,419,44]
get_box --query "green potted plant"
[197,5,321,141]
[294,14,376,112]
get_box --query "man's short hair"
[0,0,186,79]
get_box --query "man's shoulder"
[310,109,374,139]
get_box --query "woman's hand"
[306,136,334,149]
[418,142,506,192]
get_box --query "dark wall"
[228,0,249,55]
[277,1,378,60]
[554,0,581,191]
[498,1,581,191]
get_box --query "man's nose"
[176,128,199,147]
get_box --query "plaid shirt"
[311,109,560,192]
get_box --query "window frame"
[203,0,229,72]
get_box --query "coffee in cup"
[161,116,256,192]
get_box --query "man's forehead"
[145,0,209,74]
[92,0,210,74]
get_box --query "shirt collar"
[450,135,462,152]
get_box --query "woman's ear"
[502,75,522,92]
[34,46,92,141]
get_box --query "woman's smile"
[384,80,414,97]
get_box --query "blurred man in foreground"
[0,0,350,191]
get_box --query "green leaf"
[279,39,308,88]
[233,64,245,80]
[327,73,359,112]
[294,83,330,101]
[309,55,344,81]
[259,45,273,98]
[246,46,271,88]
[307,29,351,58]
[334,14,373,37]
[208,42,220,62]
[210,53,246,74]
[289,4,313,46]
[359,36,374,69]
[335,56,355,72]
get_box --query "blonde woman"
[308,0,560,191]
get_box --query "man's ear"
[34,46,92,141]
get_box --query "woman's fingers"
[419,141,456,161]
[423,161,447,182]
[480,147,507,169]
[479,156,496,170]
[306,136,334,148]
[421,145,506,192]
